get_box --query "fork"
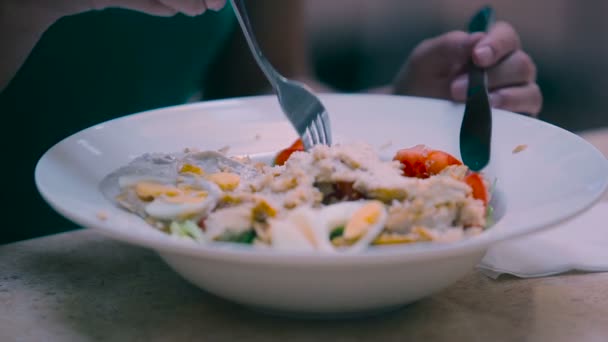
[459,6,495,171]
[230,0,332,150]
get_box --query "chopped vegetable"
[233,230,257,244]
[170,220,205,241]
[319,181,365,204]
[330,226,345,240]
[485,205,494,228]
[393,145,461,178]
[109,141,492,251]
[217,230,257,244]
[197,217,207,231]
[274,139,304,166]
[464,173,489,205]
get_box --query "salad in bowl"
[35,94,608,316]
[101,140,493,253]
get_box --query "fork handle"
[230,0,282,90]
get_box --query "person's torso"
[0,6,235,244]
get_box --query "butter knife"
[459,6,495,171]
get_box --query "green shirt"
[0,6,235,244]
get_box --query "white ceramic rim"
[35,94,608,266]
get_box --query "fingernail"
[451,75,468,100]
[474,46,494,66]
[489,93,502,107]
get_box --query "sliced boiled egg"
[124,178,220,221]
[270,207,335,253]
[270,200,388,253]
[320,200,388,253]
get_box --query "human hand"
[0,0,227,92]
[392,22,542,116]
[14,0,227,22]
[90,0,227,16]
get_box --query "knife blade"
[459,6,495,171]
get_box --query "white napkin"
[478,202,608,279]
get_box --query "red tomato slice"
[464,173,489,205]
[274,139,305,166]
[393,145,462,178]
[427,150,462,175]
[393,144,430,178]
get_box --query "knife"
[459,6,495,171]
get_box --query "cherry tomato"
[464,172,489,205]
[393,145,462,178]
[426,150,462,175]
[274,139,304,166]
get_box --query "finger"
[410,31,484,77]
[203,0,227,11]
[473,21,522,68]
[487,50,537,89]
[450,73,468,102]
[490,83,543,116]
[92,0,178,16]
[450,50,537,101]
[159,0,208,16]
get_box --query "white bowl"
[35,94,608,317]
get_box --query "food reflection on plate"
[99,140,493,253]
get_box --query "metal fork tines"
[230,0,332,150]
[275,79,332,150]
[300,111,331,151]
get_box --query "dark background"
[304,0,608,132]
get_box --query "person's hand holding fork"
[392,21,542,116]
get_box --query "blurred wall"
[304,0,608,132]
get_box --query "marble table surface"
[2,129,608,341]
